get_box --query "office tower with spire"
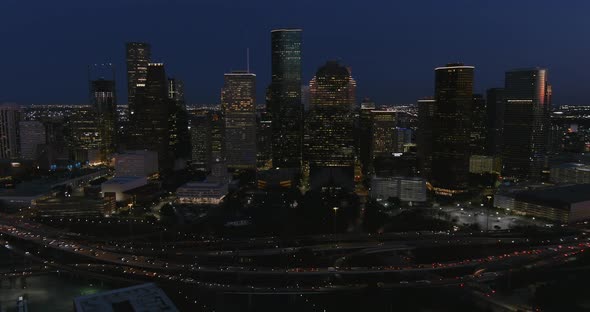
[502,68,550,180]
[269,29,303,172]
[430,64,474,196]
[222,71,257,170]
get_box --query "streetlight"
[332,207,339,234]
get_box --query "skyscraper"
[431,64,474,195]
[305,61,356,168]
[19,120,46,160]
[486,88,505,156]
[168,78,185,109]
[269,29,303,171]
[126,42,151,113]
[221,71,257,170]
[190,113,212,170]
[129,63,171,171]
[167,78,190,163]
[502,68,550,180]
[0,103,21,160]
[90,78,117,161]
[359,98,376,174]
[470,94,487,155]
[66,105,101,162]
[370,110,397,160]
[417,98,435,179]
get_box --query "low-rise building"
[494,184,590,224]
[176,180,228,205]
[370,176,427,203]
[469,155,501,175]
[34,197,114,218]
[550,163,590,184]
[101,176,148,202]
[74,283,178,312]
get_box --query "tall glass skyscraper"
[502,68,550,181]
[269,29,303,171]
[129,63,171,171]
[417,98,435,180]
[305,61,356,168]
[431,64,474,196]
[91,78,117,161]
[486,88,505,156]
[126,42,151,112]
[222,71,257,170]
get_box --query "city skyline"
[3,1,590,105]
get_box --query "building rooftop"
[73,283,178,312]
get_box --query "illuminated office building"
[359,98,376,174]
[269,29,303,171]
[126,42,151,113]
[431,64,474,195]
[67,106,101,154]
[370,110,397,160]
[128,63,171,171]
[306,61,356,168]
[90,78,117,161]
[222,71,257,170]
[502,68,550,180]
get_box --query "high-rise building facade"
[90,78,117,161]
[417,98,435,179]
[256,110,273,170]
[19,120,46,160]
[221,71,257,170]
[66,105,101,153]
[359,98,376,174]
[470,94,487,155]
[305,61,356,168]
[126,42,151,112]
[486,88,505,156]
[370,110,397,160]
[502,68,550,180]
[190,113,212,170]
[167,78,190,163]
[168,78,185,109]
[129,63,172,171]
[0,103,21,160]
[269,29,303,171]
[431,64,474,195]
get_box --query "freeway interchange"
[1,216,589,298]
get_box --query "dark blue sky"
[2,0,590,105]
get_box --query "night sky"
[2,0,590,105]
